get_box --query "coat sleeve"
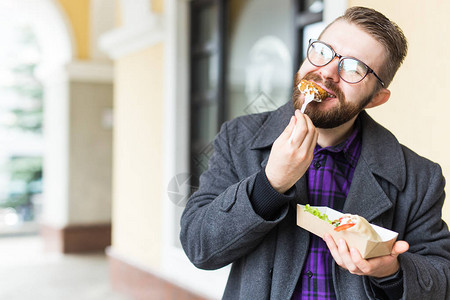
[180,121,289,270]
[364,163,450,299]
[400,164,450,299]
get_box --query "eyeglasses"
[307,39,385,87]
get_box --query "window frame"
[188,0,227,188]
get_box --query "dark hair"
[323,6,408,87]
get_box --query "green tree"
[5,25,43,133]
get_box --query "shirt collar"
[314,118,362,168]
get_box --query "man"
[180,6,450,300]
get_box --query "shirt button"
[313,161,321,169]
[306,271,313,278]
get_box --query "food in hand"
[304,204,333,223]
[333,214,382,241]
[304,204,382,242]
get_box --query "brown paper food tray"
[297,204,398,259]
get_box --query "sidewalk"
[0,235,132,300]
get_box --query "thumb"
[391,241,409,257]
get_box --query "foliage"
[0,157,42,223]
[1,25,43,134]
[0,23,43,223]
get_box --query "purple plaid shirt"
[291,124,362,300]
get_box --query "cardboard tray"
[297,204,398,259]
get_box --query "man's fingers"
[303,114,318,152]
[324,235,407,277]
[324,234,343,266]
[350,248,371,274]
[337,239,359,273]
[289,110,309,145]
[391,241,409,257]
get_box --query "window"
[189,0,324,184]
[293,0,325,68]
[225,0,294,120]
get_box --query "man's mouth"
[315,83,336,100]
[326,91,337,99]
[298,80,330,102]
[298,79,338,102]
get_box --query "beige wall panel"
[347,1,450,224]
[69,81,114,224]
[113,43,164,269]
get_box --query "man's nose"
[318,57,340,82]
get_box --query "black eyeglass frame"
[307,39,385,87]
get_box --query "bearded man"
[180,6,450,300]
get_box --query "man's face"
[293,20,386,128]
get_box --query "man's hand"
[265,109,318,194]
[323,233,409,278]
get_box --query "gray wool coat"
[180,102,450,300]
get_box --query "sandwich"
[304,204,382,242]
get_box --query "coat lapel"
[344,111,406,222]
[270,205,310,299]
[250,102,295,150]
[343,157,393,222]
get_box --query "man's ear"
[365,88,391,109]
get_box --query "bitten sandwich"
[304,204,382,242]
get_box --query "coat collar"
[357,110,406,191]
[250,102,294,150]
[342,111,406,222]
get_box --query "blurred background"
[0,0,448,299]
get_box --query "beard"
[292,72,374,128]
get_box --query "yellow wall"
[152,0,164,14]
[57,0,91,60]
[112,43,165,268]
[348,1,450,224]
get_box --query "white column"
[99,0,164,59]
